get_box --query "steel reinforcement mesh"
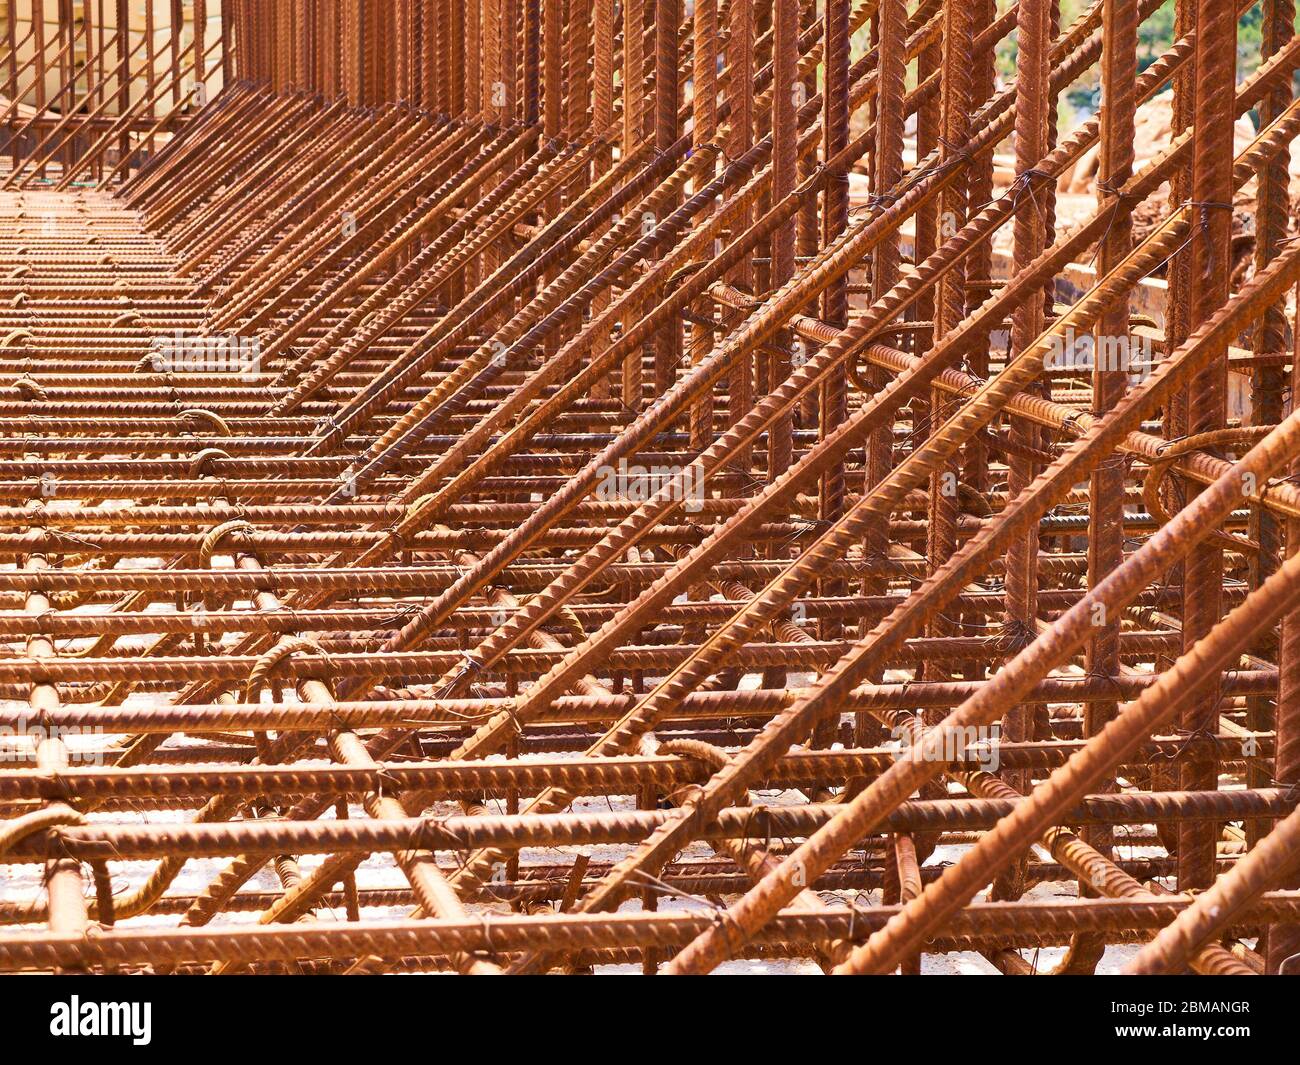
[0,0,1299,975]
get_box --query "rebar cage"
[0,0,1298,976]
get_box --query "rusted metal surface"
[0,0,1299,976]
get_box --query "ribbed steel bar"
[1,0,1297,978]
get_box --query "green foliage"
[1054,1,1271,126]
[1138,3,1176,75]
[891,0,1281,133]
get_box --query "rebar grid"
[0,0,1299,977]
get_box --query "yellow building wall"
[1,0,224,115]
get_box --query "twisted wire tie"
[391,492,437,543]
[1185,199,1234,281]
[741,803,775,855]
[1167,726,1221,764]
[625,866,730,931]
[437,654,485,701]
[313,414,342,445]
[1088,179,1146,269]
[48,529,105,554]
[994,618,1038,655]
[322,702,353,736]
[845,893,877,944]
[373,764,405,801]
[1268,775,1300,805]
[977,165,1051,221]
[1082,668,1126,701]
[474,913,499,957]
